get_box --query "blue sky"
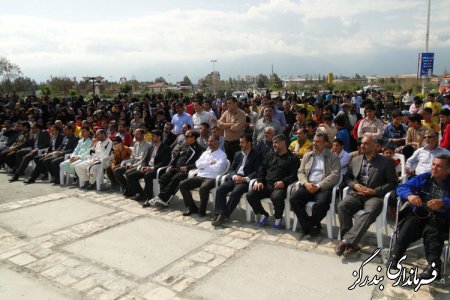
[1,0,449,83]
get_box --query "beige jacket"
[297,148,341,191]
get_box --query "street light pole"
[83,76,104,97]
[211,59,217,95]
[422,0,431,94]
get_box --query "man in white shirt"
[405,130,450,176]
[75,129,113,190]
[179,135,227,216]
[192,99,214,132]
[332,138,351,176]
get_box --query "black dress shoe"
[418,264,441,280]
[308,227,321,237]
[198,210,207,217]
[87,183,96,190]
[212,215,228,226]
[182,207,199,216]
[132,194,146,202]
[8,176,19,182]
[23,179,35,184]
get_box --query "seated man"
[288,127,312,159]
[254,126,275,157]
[59,126,93,180]
[113,129,151,195]
[246,134,300,229]
[179,135,227,216]
[212,134,261,226]
[74,129,113,189]
[24,125,78,184]
[125,129,171,202]
[332,138,351,177]
[9,123,50,182]
[390,155,450,280]
[405,130,450,177]
[105,136,132,189]
[289,132,341,237]
[336,134,398,257]
[149,130,203,208]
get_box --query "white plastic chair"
[338,187,391,249]
[59,153,74,185]
[187,159,231,206]
[96,155,113,190]
[245,179,296,230]
[393,153,406,183]
[292,175,342,239]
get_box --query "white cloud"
[0,0,449,81]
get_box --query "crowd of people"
[0,89,449,280]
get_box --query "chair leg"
[284,200,291,230]
[443,243,449,276]
[292,215,298,232]
[326,211,333,239]
[376,216,383,249]
[245,198,252,223]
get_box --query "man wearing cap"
[246,134,300,229]
[126,130,171,202]
[357,104,384,140]
[424,93,442,123]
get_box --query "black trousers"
[246,185,287,219]
[143,171,157,199]
[46,156,64,183]
[224,140,240,163]
[393,215,449,271]
[179,176,216,213]
[289,186,332,233]
[158,169,188,202]
[14,149,37,177]
[113,166,137,190]
[126,168,144,196]
[214,178,249,217]
[29,155,54,181]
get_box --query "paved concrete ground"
[0,171,449,300]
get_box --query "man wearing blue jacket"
[391,154,450,280]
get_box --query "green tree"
[257,74,269,88]
[49,77,74,96]
[182,76,192,86]
[120,83,132,94]
[271,73,282,89]
[0,56,22,80]
[39,84,51,97]
[154,76,167,84]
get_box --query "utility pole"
[422,0,431,94]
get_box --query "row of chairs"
[55,151,448,274]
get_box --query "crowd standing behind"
[1,90,450,279]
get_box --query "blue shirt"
[171,112,194,135]
[335,128,351,152]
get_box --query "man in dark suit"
[336,134,398,257]
[24,125,79,184]
[125,130,171,202]
[9,123,51,182]
[162,122,177,148]
[147,130,203,208]
[212,134,261,226]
